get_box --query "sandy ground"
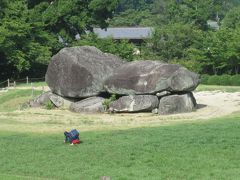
[0,91,240,134]
[192,91,240,119]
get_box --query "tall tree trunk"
[213,65,218,75]
[235,65,239,75]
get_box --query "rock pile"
[33,46,200,115]
[104,60,199,114]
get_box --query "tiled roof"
[93,27,154,39]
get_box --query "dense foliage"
[111,0,240,75]
[0,0,240,80]
[0,0,119,79]
[73,33,135,61]
[201,74,240,86]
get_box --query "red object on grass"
[72,139,80,144]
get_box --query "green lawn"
[16,81,47,87]
[0,87,240,179]
[0,113,240,180]
[0,89,41,112]
[196,84,240,92]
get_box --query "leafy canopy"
[0,0,119,78]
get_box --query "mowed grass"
[196,84,240,92]
[0,88,240,179]
[17,81,47,87]
[0,89,42,112]
[0,113,240,180]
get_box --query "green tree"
[202,28,240,75]
[222,7,240,29]
[0,1,54,74]
[41,0,119,43]
[152,0,240,29]
[109,0,156,27]
[0,0,119,79]
[152,0,210,28]
[223,28,240,74]
[115,0,153,12]
[176,47,206,73]
[147,23,203,61]
[110,9,155,27]
[73,33,135,61]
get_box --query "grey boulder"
[158,93,197,115]
[109,95,159,113]
[29,92,74,109]
[70,97,105,113]
[156,91,171,97]
[104,60,200,95]
[49,94,74,109]
[46,46,124,98]
[151,108,159,114]
[29,92,51,107]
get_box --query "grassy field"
[17,81,47,87]
[195,84,240,92]
[0,87,240,179]
[0,113,240,179]
[0,89,42,112]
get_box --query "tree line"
[0,0,240,80]
[0,0,119,79]
[111,0,240,75]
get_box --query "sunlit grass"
[16,81,47,87]
[196,84,240,92]
[0,87,240,179]
[0,89,41,112]
[0,113,240,179]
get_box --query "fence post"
[14,81,16,89]
[7,79,10,88]
[42,86,44,94]
[26,76,29,85]
[31,83,34,97]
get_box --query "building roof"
[93,27,154,40]
[207,20,220,31]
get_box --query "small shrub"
[201,74,240,86]
[230,75,240,86]
[45,100,55,110]
[207,75,219,85]
[102,94,117,111]
[219,74,232,85]
[200,74,210,84]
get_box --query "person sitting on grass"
[64,129,80,145]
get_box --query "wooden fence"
[0,77,45,89]
[0,77,46,98]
